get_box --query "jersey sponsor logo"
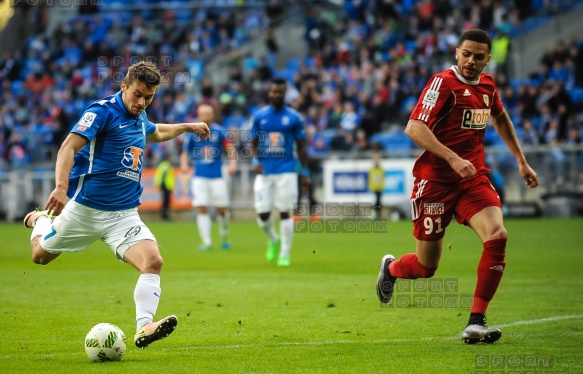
[77,112,97,132]
[422,89,439,106]
[424,203,444,215]
[116,170,139,181]
[483,94,489,106]
[461,109,490,130]
[121,146,144,171]
[258,132,285,156]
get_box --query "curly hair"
[458,29,492,53]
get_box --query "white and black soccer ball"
[84,323,127,362]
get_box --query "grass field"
[1,218,582,373]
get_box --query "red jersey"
[409,66,504,183]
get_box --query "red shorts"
[410,174,501,241]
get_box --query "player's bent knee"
[491,226,508,240]
[146,254,164,273]
[31,253,48,265]
[31,248,58,265]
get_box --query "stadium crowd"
[0,0,582,170]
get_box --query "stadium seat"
[372,132,414,158]
[568,88,583,105]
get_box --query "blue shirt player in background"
[23,61,210,349]
[180,104,237,251]
[250,78,310,267]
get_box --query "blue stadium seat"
[568,88,583,104]
[274,69,295,82]
[371,132,414,158]
[405,40,417,54]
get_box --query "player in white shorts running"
[180,104,237,251]
[250,78,311,267]
[23,61,210,349]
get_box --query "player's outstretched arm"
[490,110,539,188]
[405,119,477,178]
[148,122,210,143]
[45,133,88,215]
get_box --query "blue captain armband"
[301,168,311,177]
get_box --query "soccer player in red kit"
[376,29,539,344]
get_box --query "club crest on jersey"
[121,146,144,171]
[483,94,489,107]
[424,203,444,215]
[461,109,490,130]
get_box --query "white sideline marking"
[496,314,583,328]
[163,314,583,352]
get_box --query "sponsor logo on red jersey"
[461,109,490,130]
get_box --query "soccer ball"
[84,323,127,362]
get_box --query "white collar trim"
[450,65,480,85]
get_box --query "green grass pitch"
[1,218,582,373]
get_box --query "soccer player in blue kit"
[22,61,210,348]
[250,78,310,266]
[180,104,237,251]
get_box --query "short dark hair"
[270,77,287,87]
[458,29,492,52]
[124,61,161,89]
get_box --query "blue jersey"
[183,123,228,179]
[250,105,305,175]
[68,91,157,211]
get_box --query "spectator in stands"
[3,0,583,172]
[368,153,384,220]
[521,118,540,145]
[154,152,175,221]
[490,30,510,76]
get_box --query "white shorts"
[253,172,298,214]
[39,200,158,262]
[191,177,229,207]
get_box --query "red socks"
[389,253,436,279]
[471,238,507,314]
